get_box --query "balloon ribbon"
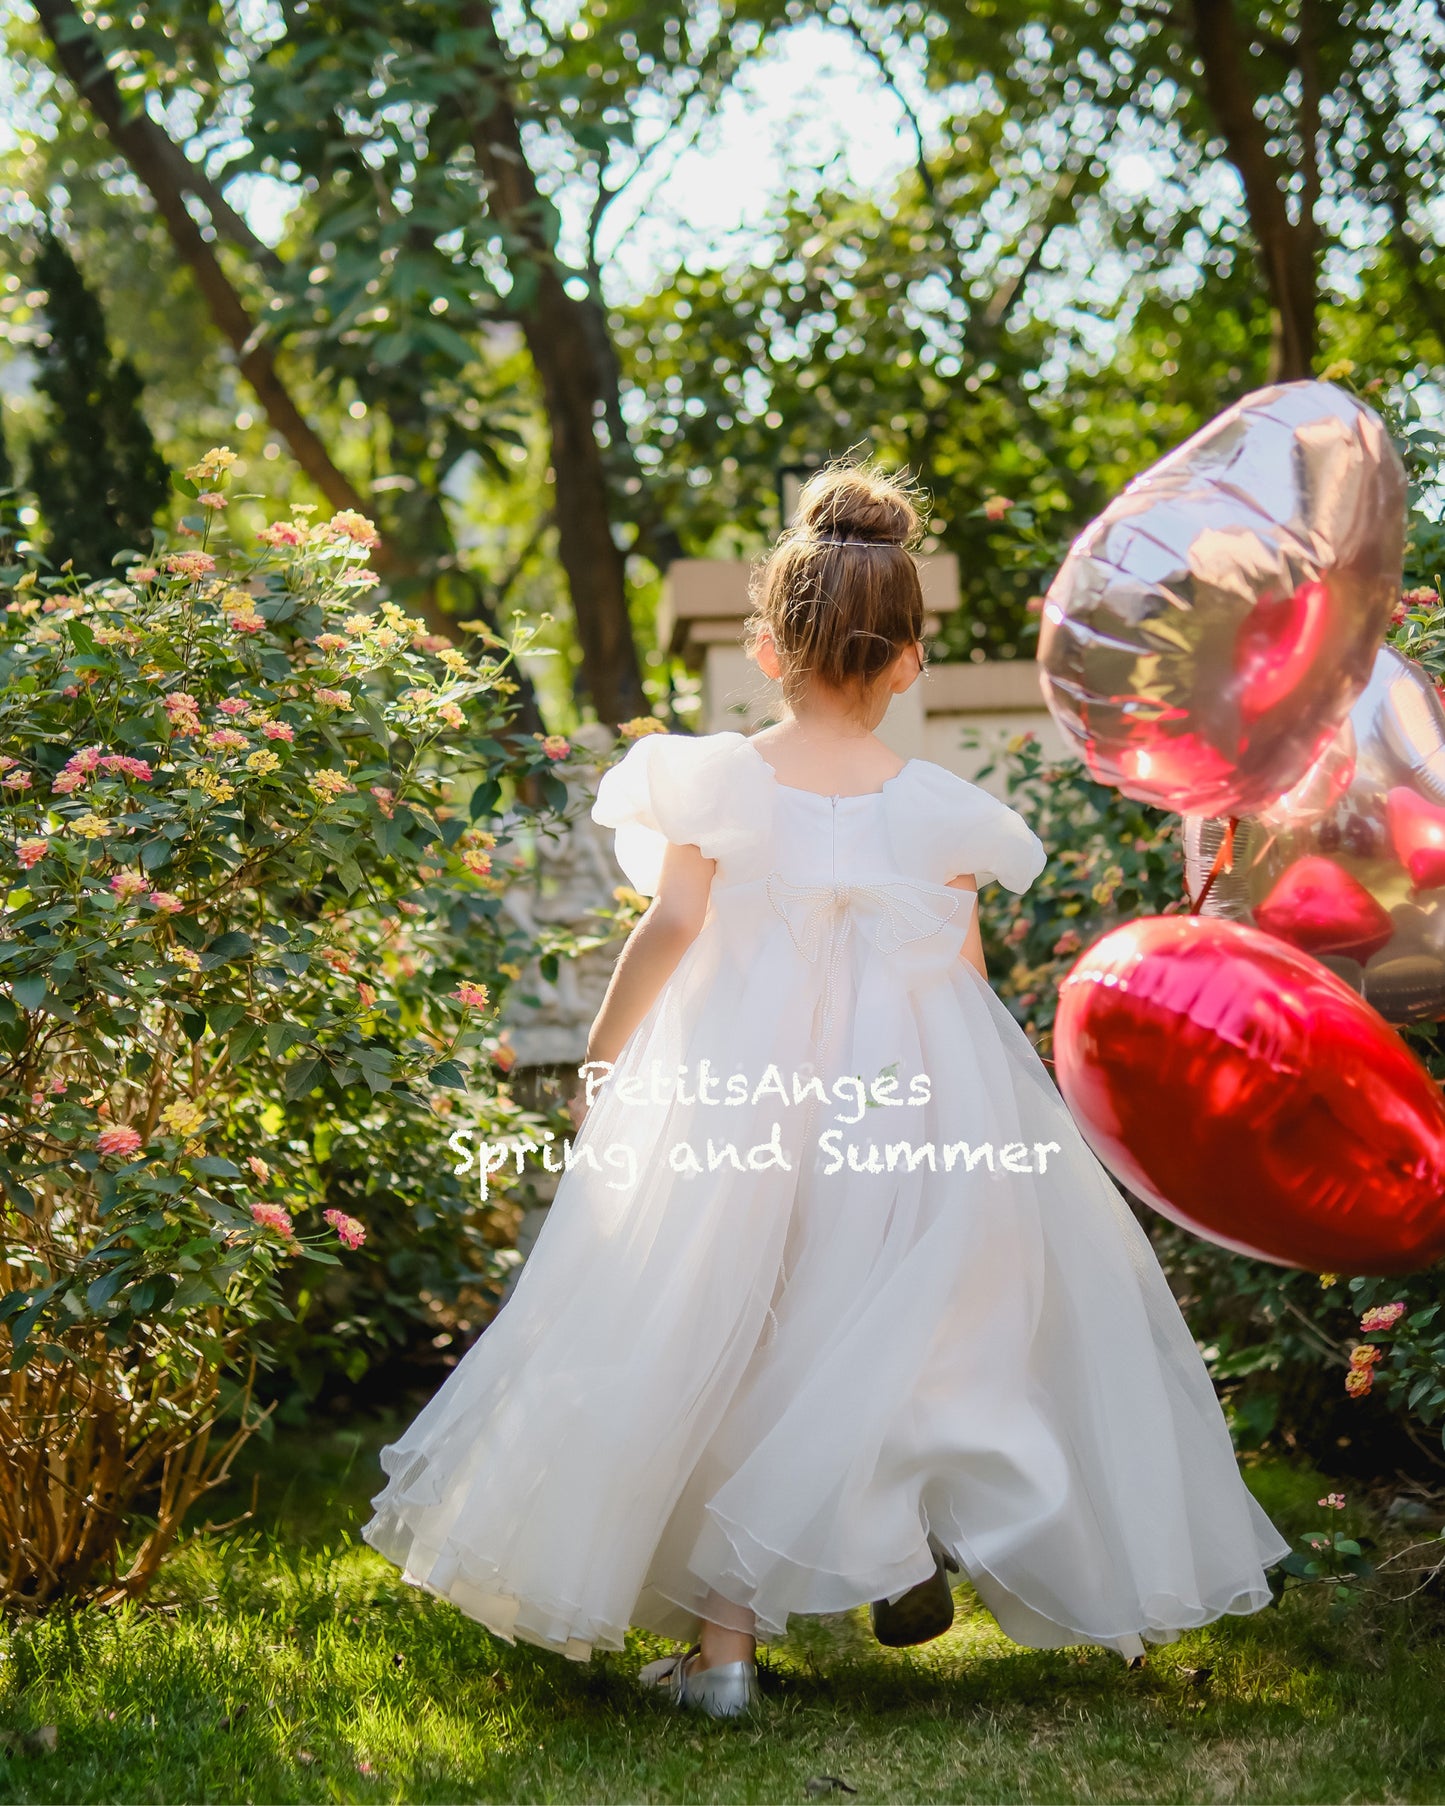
[1188,817,1239,915]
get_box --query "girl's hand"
[566,1083,590,1133]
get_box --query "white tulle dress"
[360,730,1291,1662]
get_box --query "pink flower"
[1052,929,1082,957]
[324,1207,367,1249]
[342,568,381,591]
[147,891,184,913]
[462,850,492,877]
[110,870,147,899]
[2,771,32,789]
[100,755,153,782]
[452,982,491,1010]
[1318,1493,1347,1510]
[96,1125,144,1159]
[1345,1366,1373,1398]
[218,698,249,716]
[1025,595,1045,614]
[263,722,296,742]
[356,982,377,1010]
[17,838,48,869]
[314,689,352,711]
[246,1155,270,1182]
[205,728,249,753]
[1361,1302,1406,1332]
[66,747,104,775]
[164,693,201,718]
[1349,1343,1381,1368]
[258,521,307,548]
[230,612,266,635]
[371,786,396,818]
[983,495,1014,521]
[251,1201,295,1237]
[52,770,87,795]
[165,552,216,579]
[540,735,571,761]
[323,510,381,549]
[130,566,159,584]
[493,1035,517,1074]
[198,492,226,509]
[315,634,348,653]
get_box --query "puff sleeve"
[895,761,1047,894]
[959,787,1048,892]
[590,731,770,896]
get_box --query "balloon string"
[1188,817,1239,915]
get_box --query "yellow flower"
[619,716,667,739]
[1318,1273,1340,1287]
[170,948,202,974]
[198,771,236,802]
[309,768,353,801]
[246,750,282,775]
[185,446,238,484]
[71,812,111,839]
[161,1098,207,1136]
[612,884,650,911]
[1321,358,1356,383]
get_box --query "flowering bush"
[0,454,568,1606]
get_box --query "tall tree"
[21,0,761,719]
[26,231,168,576]
[913,0,1445,382]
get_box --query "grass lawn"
[2,1407,1444,1804]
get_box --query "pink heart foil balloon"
[1386,786,1445,890]
[1185,647,1445,1022]
[1053,915,1445,1274]
[1040,381,1405,816]
[1253,856,1394,962]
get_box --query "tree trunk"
[33,0,375,516]
[460,0,647,725]
[1188,0,1319,381]
[30,0,544,680]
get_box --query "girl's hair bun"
[794,464,920,547]
[744,458,928,712]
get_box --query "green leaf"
[207,1002,246,1036]
[284,1056,323,1100]
[429,1059,467,1090]
[206,931,254,964]
[470,778,501,820]
[189,1155,243,1178]
[141,839,171,871]
[229,1020,266,1065]
[266,1021,304,1056]
[12,974,46,1012]
[173,473,200,499]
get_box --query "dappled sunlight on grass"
[1,1415,1444,1802]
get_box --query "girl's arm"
[584,839,717,1068]
[946,873,987,980]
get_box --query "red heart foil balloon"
[1253,855,1394,962]
[1386,785,1445,890]
[1054,915,1445,1274]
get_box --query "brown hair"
[744,462,926,710]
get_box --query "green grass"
[2,1410,1444,1803]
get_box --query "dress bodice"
[590,731,1047,899]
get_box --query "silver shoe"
[664,1645,761,1718]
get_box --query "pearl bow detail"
[764,875,966,1058]
[765,874,964,962]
